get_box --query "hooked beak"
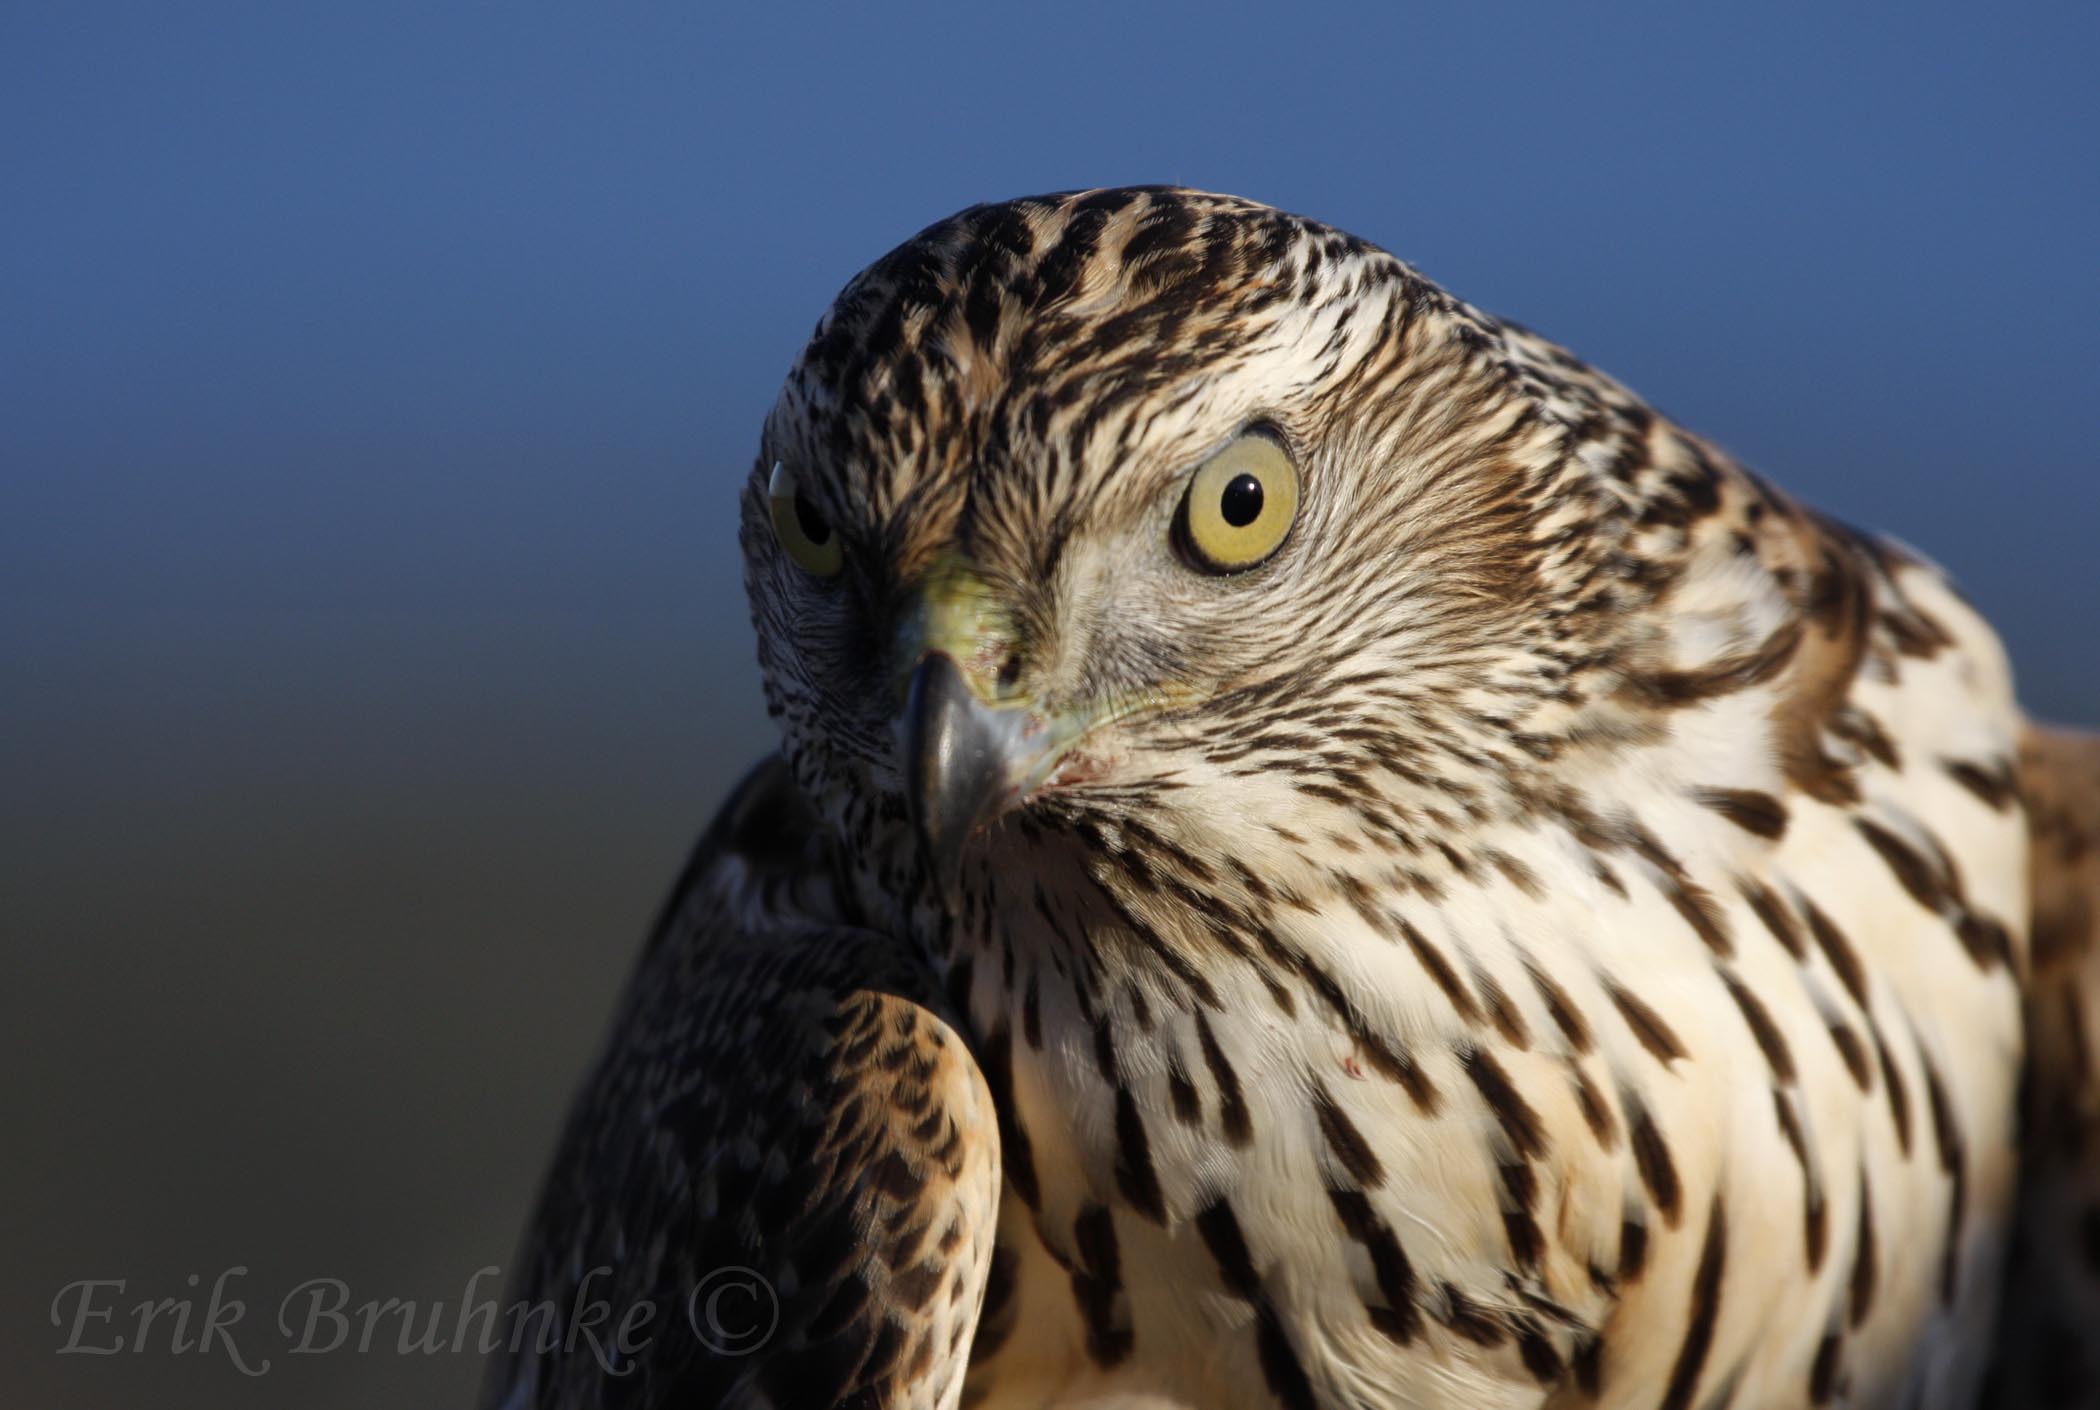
[893,553,1176,902]
[895,555,1047,901]
[902,652,1023,895]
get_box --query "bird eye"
[767,461,843,577]
[1176,432,1300,573]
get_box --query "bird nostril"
[996,653,1023,691]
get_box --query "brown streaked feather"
[484,758,1000,1410]
[1758,510,1878,809]
[1987,725,2100,1407]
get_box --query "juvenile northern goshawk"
[487,189,2100,1410]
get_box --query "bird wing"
[1987,723,2100,1404]
[483,757,1001,1410]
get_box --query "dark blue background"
[4,7,2094,1406]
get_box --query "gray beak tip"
[902,654,1013,901]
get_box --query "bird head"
[741,188,1643,912]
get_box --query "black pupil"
[793,493,832,545]
[1219,473,1264,528]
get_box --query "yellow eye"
[1176,432,1300,573]
[767,461,843,577]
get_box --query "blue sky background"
[3,6,2095,1407]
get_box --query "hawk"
[485,189,2100,1410]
